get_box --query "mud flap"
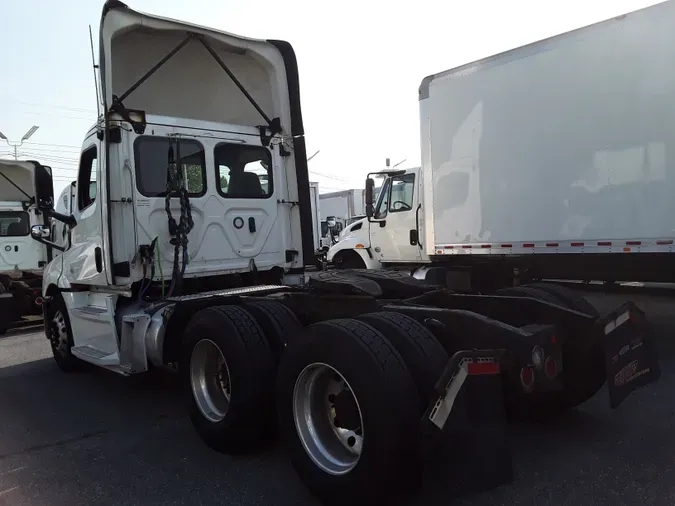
[420,350,513,497]
[601,302,661,409]
[0,292,13,334]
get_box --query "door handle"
[95,247,103,273]
[415,204,423,248]
[248,217,256,233]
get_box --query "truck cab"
[327,167,426,269]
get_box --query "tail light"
[544,357,558,379]
[520,367,534,391]
[35,297,44,306]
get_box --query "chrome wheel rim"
[293,363,364,475]
[190,339,231,423]
[50,310,69,355]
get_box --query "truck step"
[71,306,111,322]
[71,345,119,366]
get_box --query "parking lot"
[1,288,674,506]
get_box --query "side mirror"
[34,164,55,211]
[31,225,51,239]
[326,217,337,229]
[365,178,374,218]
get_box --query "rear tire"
[355,311,448,412]
[276,318,420,506]
[182,305,276,454]
[241,300,302,360]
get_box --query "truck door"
[369,173,422,263]
[61,138,108,286]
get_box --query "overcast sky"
[0,0,665,196]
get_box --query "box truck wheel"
[355,311,448,413]
[242,300,303,361]
[182,305,276,454]
[47,293,82,373]
[276,318,421,506]
[333,250,366,270]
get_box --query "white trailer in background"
[0,159,54,333]
[329,0,675,290]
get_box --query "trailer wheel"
[241,300,302,360]
[499,285,605,419]
[47,294,82,373]
[182,305,276,454]
[355,311,448,412]
[276,318,420,506]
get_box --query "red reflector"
[523,243,535,248]
[546,243,559,247]
[467,362,500,375]
[657,240,673,245]
[545,357,557,379]
[571,242,584,247]
[444,245,453,249]
[551,335,557,344]
[520,367,534,388]
[598,241,612,246]
[626,241,641,246]
[501,244,513,248]
[462,245,472,249]
[480,244,491,248]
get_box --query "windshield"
[0,211,29,237]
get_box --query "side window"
[215,143,272,198]
[77,146,97,210]
[374,178,392,219]
[388,173,415,213]
[134,137,206,197]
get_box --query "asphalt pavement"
[0,289,674,506]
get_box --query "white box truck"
[329,0,675,291]
[29,2,659,504]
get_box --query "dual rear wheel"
[183,304,449,505]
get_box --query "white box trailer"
[418,0,675,283]
[319,188,366,225]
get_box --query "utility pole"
[0,125,40,160]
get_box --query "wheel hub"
[293,363,364,475]
[50,311,69,354]
[190,339,231,423]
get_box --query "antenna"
[89,25,101,117]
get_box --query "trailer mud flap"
[420,350,513,497]
[0,292,13,333]
[601,302,660,409]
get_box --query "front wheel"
[47,294,82,373]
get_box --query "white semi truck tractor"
[29,2,660,505]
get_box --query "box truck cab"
[327,167,426,269]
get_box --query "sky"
[0,0,666,197]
